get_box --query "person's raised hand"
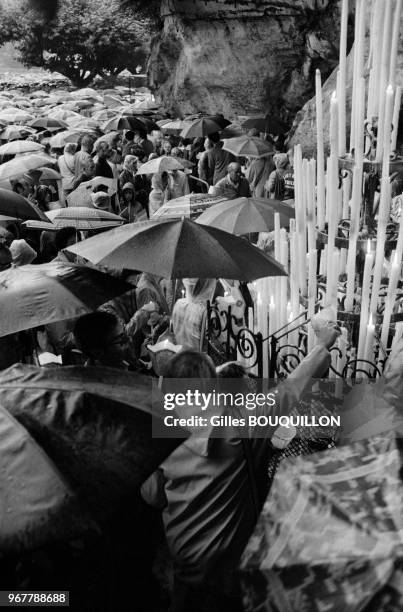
[315,322,341,350]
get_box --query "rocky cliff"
[148,0,352,121]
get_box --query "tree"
[4,0,151,86]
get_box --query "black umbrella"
[0,188,48,221]
[0,363,186,551]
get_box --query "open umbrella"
[26,167,62,181]
[0,140,44,155]
[0,363,186,551]
[45,207,123,230]
[0,262,132,337]
[66,218,287,280]
[161,119,192,135]
[29,117,69,131]
[0,154,56,181]
[0,188,48,221]
[103,115,146,132]
[136,155,185,175]
[153,193,227,220]
[180,117,223,139]
[0,111,34,124]
[196,197,295,234]
[222,135,274,158]
[241,435,403,612]
[0,125,36,141]
[240,115,287,134]
[49,130,85,148]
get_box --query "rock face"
[148,0,350,121]
[288,5,403,156]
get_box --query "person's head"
[96,140,110,159]
[162,140,172,155]
[35,185,52,208]
[91,191,111,211]
[0,243,12,271]
[151,171,168,191]
[80,135,94,153]
[216,361,249,378]
[165,350,216,379]
[171,147,183,159]
[125,130,134,143]
[134,129,146,142]
[208,132,221,145]
[0,227,14,248]
[107,148,118,163]
[204,137,213,151]
[141,300,163,326]
[123,154,138,173]
[12,182,25,196]
[227,162,242,184]
[183,277,216,302]
[273,153,289,170]
[9,239,36,266]
[83,157,95,177]
[54,227,77,251]
[64,142,76,156]
[122,182,135,203]
[73,311,131,367]
[131,147,147,163]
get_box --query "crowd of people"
[0,87,345,612]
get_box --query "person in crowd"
[149,172,169,217]
[130,300,170,360]
[211,162,251,199]
[200,132,235,185]
[72,311,137,370]
[58,143,77,195]
[143,319,339,612]
[120,183,148,222]
[245,154,275,198]
[52,227,78,262]
[94,141,113,179]
[136,272,169,313]
[9,239,37,266]
[72,157,96,191]
[172,278,216,351]
[0,227,15,248]
[133,129,154,158]
[74,135,94,176]
[119,154,138,193]
[283,148,295,200]
[122,130,135,157]
[162,140,173,156]
[265,152,289,200]
[167,149,190,200]
[107,148,120,182]
[33,185,53,212]
[91,191,112,212]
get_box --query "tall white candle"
[363,313,376,367]
[388,0,402,86]
[315,69,326,230]
[338,0,348,157]
[376,0,393,161]
[371,0,385,117]
[307,249,317,353]
[357,240,374,362]
[380,251,401,348]
[391,86,402,153]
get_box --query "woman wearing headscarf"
[58,143,77,195]
[172,278,216,351]
[120,183,148,223]
[149,172,168,217]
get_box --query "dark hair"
[54,227,76,252]
[125,131,134,141]
[134,129,147,140]
[73,312,118,355]
[165,350,216,379]
[80,135,94,150]
[0,227,15,247]
[208,132,221,144]
[131,147,146,159]
[12,182,24,194]
[0,243,12,267]
[217,362,248,378]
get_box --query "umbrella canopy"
[0,111,34,123]
[0,140,44,155]
[34,166,62,180]
[0,262,132,336]
[29,117,69,131]
[153,193,227,220]
[180,117,223,139]
[45,207,123,230]
[92,108,117,122]
[0,154,56,181]
[0,363,186,551]
[222,135,274,158]
[48,109,82,122]
[241,435,403,612]
[196,197,295,234]
[103,115,146,132]
[66,218,287,280]
[161,119,192,135]
[240,115,287,134]
[0,125,36,141]
[136,155,185,175]
[49,130,84,148]
[0,188,48,221]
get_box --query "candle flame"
[270,295,275,307]
[367,239,371,254]
[331,90,337,101]
[393,252,399,267]
[368,313,373,327]
[387,84,394,94]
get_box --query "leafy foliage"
[4,0,151,86]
